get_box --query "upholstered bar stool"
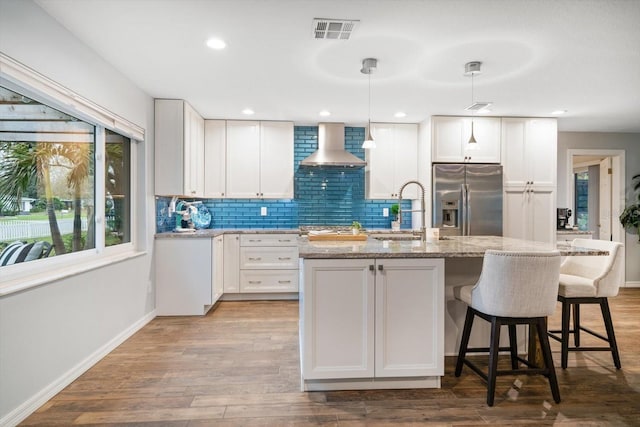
[454,250,561,406]
[548,239,624,369]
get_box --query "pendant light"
[465,61,481,145]
[361,58,377,149]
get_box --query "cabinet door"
[503,186,528,240]
[183,102,205,197]
[302,259,375,380]
[432,117,465,163]
[226,120,261,198]
[239,269,298,292]
[375,259,444,377]
[156,238,212,315]
[463,117,501,163]
[501,118,528,186]
[529,188,556,244]
[367,124,397,199]
[367,124,419,200]
[204,120,226,198]
[526,118,557,187]
[260,121,294,198]
[223,234,240,293]
[212,235,224,304]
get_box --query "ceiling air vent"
[465,102,493,111]
[313,18,359,40]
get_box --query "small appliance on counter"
[557,208,572,230]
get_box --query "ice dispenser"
[442,200,458,228]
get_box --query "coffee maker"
[557,208,572,230]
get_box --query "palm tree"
[0,141,66,255]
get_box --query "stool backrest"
[562,239,624,297]
[471,250,561,317]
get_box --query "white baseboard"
[1,310,156,427]
[624,281,640,288]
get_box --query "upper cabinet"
[155,99,205,196]
[204,120,226,198]
[226,120,294,199]
[501,118,557,188]
[366,123,419,199]
[431,116,501,164]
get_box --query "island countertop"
[298,235,606,259]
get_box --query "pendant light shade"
[465,61,481,145]
[361,58,377,149]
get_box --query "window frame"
[0,53,144,294]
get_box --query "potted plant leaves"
[351,220,362,235]
[619,173,640,242]
[390,203,400,231]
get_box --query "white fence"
[0,218,88,242]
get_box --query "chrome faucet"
[397,180,427,243]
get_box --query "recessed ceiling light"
[242,108,254,115]
[394,112,407,118]
[319,110,331,117]
[206,38,226,50]
[552,110,567,115]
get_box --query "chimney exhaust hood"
[299,123,366,168]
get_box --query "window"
[574,170,589,231]
[0,85,132,268]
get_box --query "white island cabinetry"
[300,257,444,390]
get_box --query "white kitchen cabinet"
[155,99,205,196]
[431,116,501,163]
[501,118,557,187]
[366,123,419,199]
[502,118,557,244]
[237,233,299,293]
[204,120,226,198]
[301,258,444,382]
[155,238,213,315]
[504,186,556,244]
[225,120,294,199]
[223,234,240,293]
[212,235,224,304]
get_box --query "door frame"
[566,149,626,285]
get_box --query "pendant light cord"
[368,72,371,129]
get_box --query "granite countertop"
[298,235,607,259]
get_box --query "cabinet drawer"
[240,246,299,269]
[239,270,299,292]
[240,234,298,247]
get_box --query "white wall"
[557,131,640,284]
[0,0,156,424]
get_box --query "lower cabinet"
[238,234,299,293]
[156,237,221,315]
[300,258,444,382]
[504,185,556,244]
[212,235,224,304]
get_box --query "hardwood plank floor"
[22,289,640,426]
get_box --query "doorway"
[572,155,613,240]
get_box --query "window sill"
[0,250,147,297]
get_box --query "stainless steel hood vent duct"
[299,123,366,168]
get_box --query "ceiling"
[34,0,640,132]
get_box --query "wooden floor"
[23,288,640,426]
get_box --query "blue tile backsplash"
[155,126,412,232]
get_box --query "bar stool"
[454,250,561,406]
[548,238,624,369]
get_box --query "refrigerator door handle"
[461,183,467,236]
[465,183,471,236]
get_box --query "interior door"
[599,157,612,241]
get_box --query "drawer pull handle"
[248,257,262,261]
[278,257,291,260]
[249,239,262,242]
[278,239,292,242]
[278,280,291,284]
[248,280,262,284]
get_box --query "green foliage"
[351,221,362,230]
[620,174,640,241]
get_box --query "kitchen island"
[298,235,605,391]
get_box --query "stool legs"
[537,318,561,403]
[600,299,621,369]
[455,307,475,377]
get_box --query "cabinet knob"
[378,264,384,271]
[221,192,225,196]
[369,265,375,271]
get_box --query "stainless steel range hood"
[299,123,366,168]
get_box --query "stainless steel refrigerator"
[432,163,503,236]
